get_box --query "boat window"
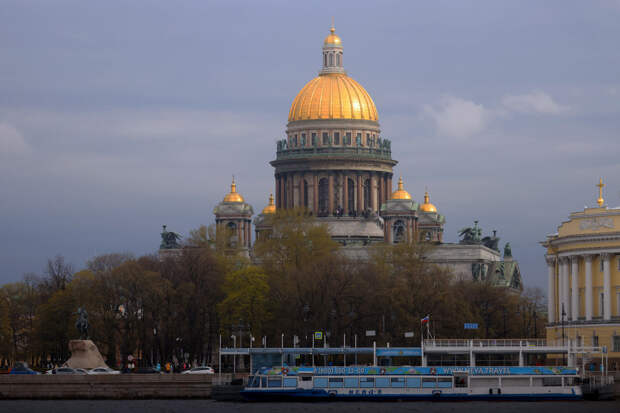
[406,377,421,388]
[422,378,436,388]
[283,377,297,388]
[360,377,374,388]
[314,377,328,388]
[301,376,312,382]
[267,377,282,388]
[565,377,575,386]
[375,377,390,388]
[329,377,344,388]
[248,376,260,388]
[390,377,405,388]
[542,377,562,387]
[261,377,267,388]
[454,376,467,388]
[344,378,358,388]
[437,378,452,388]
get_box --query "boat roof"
[257,366,578,376]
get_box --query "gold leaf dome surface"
[391,177,412,200]
[262,194,276,214]
[223,178,244,203]
[419,191,437,212]
[288,73,378,122]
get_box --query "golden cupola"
[223,177,244,203]
[419,190,438,213]
[262,194,276,214]
[288,26,378,122]
[391,177,412,200]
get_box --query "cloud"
[0,122,29,156]
[423,97,490,138]
[501,91,568,115]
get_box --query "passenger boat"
[241,365,582,401]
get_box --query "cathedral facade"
[167,27,522,291]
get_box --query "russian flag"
[421,315,430,324]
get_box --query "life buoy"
[282,368,289,375]
[430,367,436,375]
[380,368,386,375]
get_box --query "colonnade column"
[602,253,611,320]
[343,173,349,215]
[357,175,363,212]
[584,254,593,321]
[571,256,579,321]
[546,256,556,323]
[387,175,393,198]
[313,175,318,214]
[371,173,378,212]
[328,174,334,215]
[559,257,569,319]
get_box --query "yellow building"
[543,179,620,365]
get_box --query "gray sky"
[1,0,619,290]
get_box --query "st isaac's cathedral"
[165,27,523,291]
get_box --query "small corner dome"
[391,177,412,200]
[223,178,244,203]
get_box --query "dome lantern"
[321,25,345,75]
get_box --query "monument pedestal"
[64,339,108,369]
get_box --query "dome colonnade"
[271,26,396,217]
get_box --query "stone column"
[371,173,378,212]
[288,175,294,209]
[584,254,593,321]
[387,175,393,198]
[602,253,612,320]
[275,175,280,209]
[328,174,334,215]
[378,175,383,208]
[293,173,300,207]
[246,219,252,249]
[571,256,579,321]
[546,256,556,323]
[357,175,363,213]
[280,174,286,209]
[313,175,319,214]
[563,258,570,318]
[343,173,349,215]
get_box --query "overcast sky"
[1,0,619,290]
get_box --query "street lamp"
[231,335,236,375]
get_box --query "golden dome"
[324,26,342,45]
[288,73,378,122]
[262,193,276,214]
[223,177,244,203]
[391,177,412,200]
[419,190,437,213]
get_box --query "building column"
[343,174,347,211]
[387,174,393,199]
[371,173,378,212]
[293,173,300,207]
[584,254,593,321]
[378,175,384,208]
[546,256,556,323]
[313,175,318,214]
[288,174,294,209]
[357,175,363,213]
[328,173,334,215]
[571,256,579,321]
[559,257,569,319]
[602,253,612,320]
[280,174,286,209]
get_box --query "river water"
[0,400,618,413]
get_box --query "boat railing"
[424,339,548,348]
[580,375,615,393]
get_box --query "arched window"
[226,222,238,247]
[329,53,333,66]
[363,179,371,210]
[324,53,327,66]
[318,178,329,216]
[347,178,355,214]
[336,53,341,66]
[393,220,405,244]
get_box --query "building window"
[329,53,333,66]
[301,133,306,147]
[318,178,329,216]
[613,336,620,353]
[617,258,620,271]
[393,220,406,244]
[322,132,329,145]
[617,291,620,316]
[600,258,604,272]
[336,53,341,66]
[308,133,314,147]
[346,132,352,145]
[347,178,355,214]
[334,132,340,145]
[593,335,599,347]
[311,133,317,146]
[600,292,605,317]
